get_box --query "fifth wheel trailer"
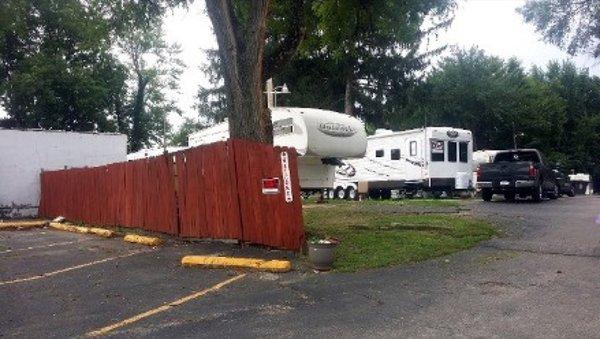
[333,127,474,199]
[188,107,367,194]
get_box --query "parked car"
[553,169,576,197]
[477,149,558,202]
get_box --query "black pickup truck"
[477,149,558,202]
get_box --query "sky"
[3,0,600,128]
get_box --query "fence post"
[166,152,181,236]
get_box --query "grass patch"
[304,200,495,272]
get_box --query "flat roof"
[0,128,125,136]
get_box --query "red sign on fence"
[39,139,305,250]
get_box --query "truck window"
[410,141,417,156]
[494,151,540,163]
[391,149,400,160]
[431,140,444,162]
[375,149,384,158]
[448,141,457,162]
[459,142,468,163]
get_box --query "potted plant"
[307,237,340,271]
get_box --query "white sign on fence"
[280,151,293,203]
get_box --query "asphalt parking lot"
[1,195,599,338]
[0,228,296,338]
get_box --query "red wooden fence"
[38,139,305,250]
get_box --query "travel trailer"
[188,107,368,194]
[333,127,474,199]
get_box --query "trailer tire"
[346,187,357,200]
[327,189,335,200]
[335,187,346,200]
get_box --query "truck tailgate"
[479,162,532,181]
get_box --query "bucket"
[308,240,339,271]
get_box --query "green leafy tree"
[519,0,600,57]
[119,25,184,151]
[0,0,186,151]
[404,48,567,152]
[0,0,125,131]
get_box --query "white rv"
[333,127,474,199]
[188,107,367,193]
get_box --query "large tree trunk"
[205,0,273,144]
[130,75,149,152]
[344,73,355,116]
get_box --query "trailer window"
[375,149,384,158]
[409,141,417,156]
[448,141,457,162]
[459,142,469,163]
[431,140,444,162]
[391,149,400,160]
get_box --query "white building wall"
[0,130,127,218]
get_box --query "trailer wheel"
[335,187,346,200]
[346,187,357,200]
[327,189,335,200]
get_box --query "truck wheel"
[481,189,493,202]
[504,192,515,202]
[336,187,346,200]
[532,184,543,202]
[568,187,575,197]
[346,187,357,200]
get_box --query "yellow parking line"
[86,274,246,337]
[0,250,148,286]
[0,239,91,255]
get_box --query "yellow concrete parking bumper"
[0,220,48,230]
[123,234,162,246]
[181,255,292,273]
[49,222,114,238]
[88,227,114,238]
